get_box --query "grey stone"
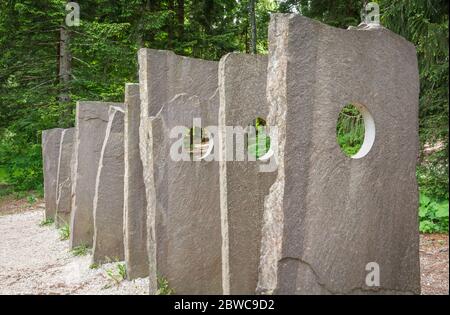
[55,128,75,228]
[70,101,123,249]
[92,106,125,264]
[218,53,276,294]
[137,49,219,293]
[42,128,64,221]
[146,93,222,294]
[257,14,420,295]
[124,83,149,279]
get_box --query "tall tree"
[249,0,257,54]
[177,0,185,39]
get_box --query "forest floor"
[0,196,448,295]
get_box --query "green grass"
[157,276,174,295]
[27,194,37,204]
[105,263,127,285]
[89,263,100,269]
[39,217,54,227]
[58,224,70,241]
[71,244,90,256]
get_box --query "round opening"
[336,103,375,159]
[247,117,272,160]
[183,127,213,160]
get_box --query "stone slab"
[42,128,64,221]
[257,14,421,295]
[218,53,276,294]
[146,93,222,294]
[124,83,149,279]
[138,49,219,293]
[92,106,125,264]
[70,101,123,249]
[55,127,75,228]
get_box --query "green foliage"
[381,0,449,203]
[0,167,8,183]
[39,217,54,227]
[248,117,271,159]
[336,104,365,157]
[117,263,127,279]
[0,1,448,237]
[0,0,281,194]
[157,276,175,295]
[58,223,70,241]
[0,132,45,193]
[296,0,363,28]
[419,192,449,233]
[89,263,100,270]
[417,149,449,200]
[105,263,127,285]
[71,244,90,256]
[26,193,37,204]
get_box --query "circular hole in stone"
[336,103,375,159]
[183,126,213,160]
[247,117,272,160]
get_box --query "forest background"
[0,0,448,232]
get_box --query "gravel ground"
[0,206,148,295]
[0,199,448,295]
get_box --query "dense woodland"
[0,0,448,232]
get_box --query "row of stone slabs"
[42,14,421,294]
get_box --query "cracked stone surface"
[257,14,421,295]
[70,102,123,249]
[55,128,75,228]
[93,106,125,264]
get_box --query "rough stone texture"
[257,14,421,295]
[92,106,125,264]
[70,101,123,249]
[55,128,75,228]
[218,53,276,294]
[137,49,219,293]
[146,93,222,295]
[123,83,149,279]
[42,128,64,221]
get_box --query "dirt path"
[0,206,148,295]
[420,233,449,295]
[0,199,448,295]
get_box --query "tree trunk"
[249,0,257,54]
[177,0,184,40]
[168,0,175,48]
[58,25,71,125]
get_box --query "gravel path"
[0,200,448,295]
[0,207,148,295]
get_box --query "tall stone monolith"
[42,128,64,221]
[146,93,222,294]
[92,106,125,264]
[70,101,123,249]
[257,14,421,295]
[138,49,219,293]
[55,127,75,228]
[218,53,276,294]
[124,83,149,279]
